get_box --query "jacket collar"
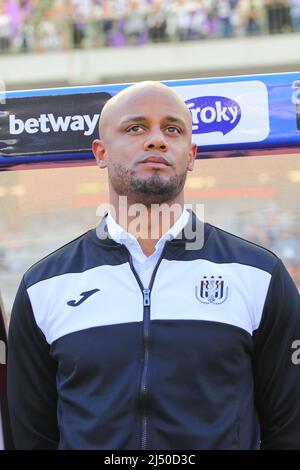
[95,209,204,248]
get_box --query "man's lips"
[139,156,171,167]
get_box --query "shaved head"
[99,81,192,139]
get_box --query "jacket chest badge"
[195,275,229,305]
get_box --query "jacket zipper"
[124,243,169,450]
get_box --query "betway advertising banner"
[0,72,300,169]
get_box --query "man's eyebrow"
[164,116,187,127]
[119,116,148,125]
[119,115,187,127]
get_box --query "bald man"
[7,82,300,450]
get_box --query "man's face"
[93,86,197,205]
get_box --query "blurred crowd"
[0,0,300,53]
[234,209,300,290]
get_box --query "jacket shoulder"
[207,223,279,274]
[24,230,94,288]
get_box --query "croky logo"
[195,275,228,305]
[67,288,100,307]
[186,96,241,135]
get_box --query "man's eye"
[166,126,181,133]
[127,125,143,132]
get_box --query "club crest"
[195,275,228,305]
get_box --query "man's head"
[92,81,197,207]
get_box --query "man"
[7,81,300,449]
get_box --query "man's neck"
[111,198,185,256]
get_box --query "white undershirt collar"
[105,208,190,288]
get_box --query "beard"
[108,161,188,206]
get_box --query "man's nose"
[144,130,168,151]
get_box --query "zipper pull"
[143,289,151,306]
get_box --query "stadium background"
[0,0,300,326]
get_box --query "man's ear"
[92,139,107,169]
[187,143,197,171]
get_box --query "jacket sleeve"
[7,277,59,449]
[253,259,300,449]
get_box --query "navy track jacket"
[7,212,300,449]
